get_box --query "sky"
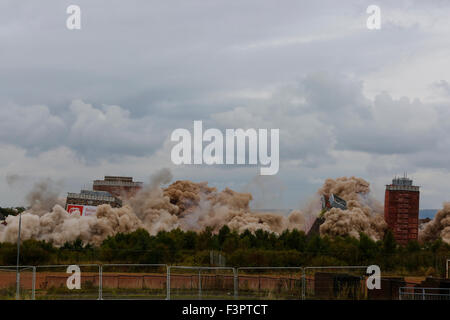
[1,0,450,210]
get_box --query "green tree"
[358,233,378,264]
[197,227,214,250]
[218,225,231,247]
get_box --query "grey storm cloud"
[1,0,450,208]
[0,0,434,112]
[0,100,167,160]
[0,72,446,170]
[210,73,444,167]
[433,80,450,97]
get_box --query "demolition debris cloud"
[419,202,450,244]
[0,170,448,246]
[318,177,387,241]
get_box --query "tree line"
[0,207,25,218]
[0,226,449,277]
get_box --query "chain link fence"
[237,267,303,300]
[0,266,35,300]
[167,266,235,300]
[3,263,450,300]
[303,266,369,300]
[34,264,101,300]
[399,287,450,300]
[101,264,167,300]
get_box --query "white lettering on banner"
[66,205,98,217]
[83,206,97,216]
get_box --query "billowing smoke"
[242,175,285,210]
[0,175,144,246]
[0,173,422,246]
[138,174,304,234]
[0,169,305,246]
[6,173,21,186]
[419,202,450,244]
[0,205,143,246]
[25,178,65,215]
[318,177,387,240]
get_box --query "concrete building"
[66,190,122,208]
[307,194,347,238]
[384,175,420,245]
[93,176,143,198]
[321,194,347,211]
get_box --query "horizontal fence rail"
[167,266,236,300]
[2,264,450,300]
[0,265,35,300]
[304,266,369,300]
[34,264,101,300]
[399,287,450,300]
[101,264,167,300]
[237,267,303,300]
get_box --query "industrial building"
[307,194,348,238]
[321,194,347,211]
[66,190,122,208]
[384,175,420,245]
[65,176,141,216]
[93,176,143,198]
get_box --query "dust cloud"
[419,202,450,244]
[318,177,387,241]
[0,169,304,246]
[2,172,443,246]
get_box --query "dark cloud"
[1,1,450,208]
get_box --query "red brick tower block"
[384,176,420,245]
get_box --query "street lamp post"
[15,212,22,300]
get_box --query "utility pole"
[16,212,22,300]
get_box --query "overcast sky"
[1,0,450,210]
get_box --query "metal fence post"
[233,268,238,300]
[198,269,202,299]
[99,265,103,300]
[447,259,449,279]
[166,266,171,300]
[15,270,20,300]
[16,213,22,300]
[302,268,306,300]
[32,266,36,300]
[422,288,425,300]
